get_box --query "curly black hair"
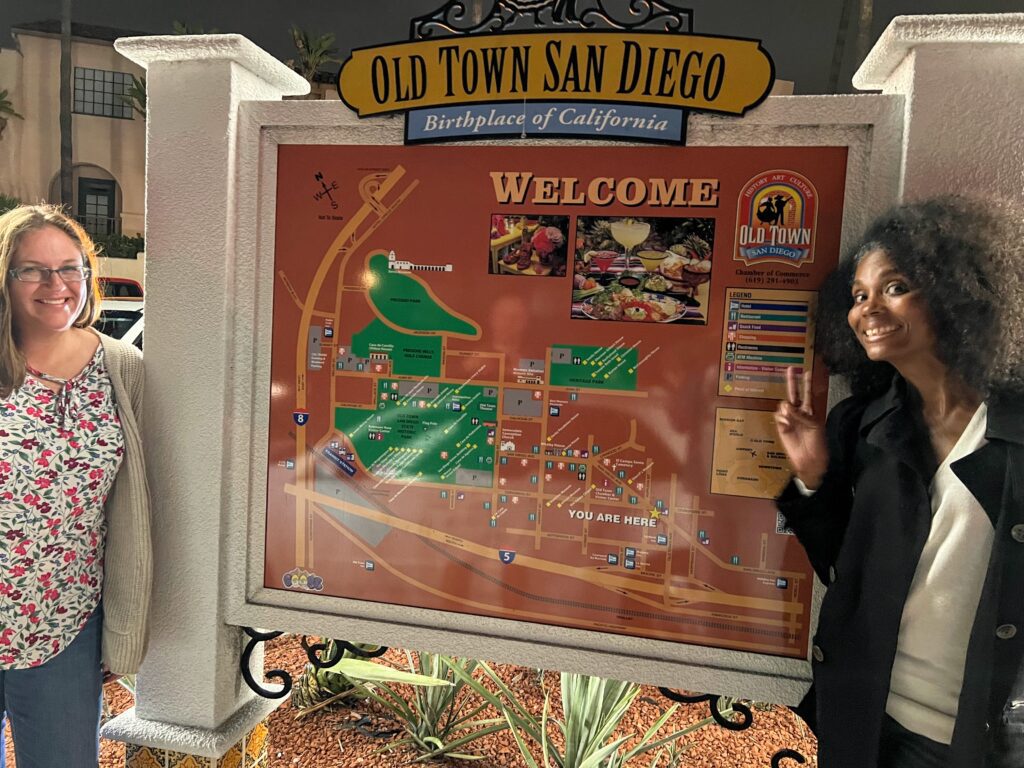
[816,195,1024,399]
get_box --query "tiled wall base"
[125,720,268,768]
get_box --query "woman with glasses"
[774,196,1024,768]
[0,205,151,767]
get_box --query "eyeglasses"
[8,266,92,283]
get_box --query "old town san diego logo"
[734,170,818,267]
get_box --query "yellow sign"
[338,32,773,117]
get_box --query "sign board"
[335,1,775,144]
[263,144,847,664]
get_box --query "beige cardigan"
[97,332,152,674]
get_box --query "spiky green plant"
[292,640,366,715]
[360,652,507,761]
[291,641,442,720]
[447,662,729,768]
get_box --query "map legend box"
[719,288,817,400]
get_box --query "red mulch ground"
[3,636,816,767]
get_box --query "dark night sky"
[1,0,1022,94]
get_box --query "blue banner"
[406,102,685,143]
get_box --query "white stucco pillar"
[853,14,1024,204]
[101,35,309,762]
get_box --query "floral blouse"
[0,345,124,668]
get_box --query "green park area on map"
[549,345,640,390]
[367,253,477,335]
[334,380,498,484]
[351,319,443,377]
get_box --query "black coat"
[776,376,1024,768]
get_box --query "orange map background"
[265,144,848,659]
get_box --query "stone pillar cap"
[854,13,1024,90]
[114,33,310,96]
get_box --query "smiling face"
[8,225,89,338]
[847,249,939,370]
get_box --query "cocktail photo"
[488,214,570,277]
[570,216,715,325]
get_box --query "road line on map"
[309,507,798,653]
[287,483,802,614]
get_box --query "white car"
[97,299,144,349]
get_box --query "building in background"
[0,21,146,283]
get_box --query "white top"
[0,346,124,668]
[885,402,993,743]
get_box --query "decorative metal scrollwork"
[658,688,753,731]
[771,748,807,767]
[412,0,693,39]
[300,635,389,669]
[240,627,292,699]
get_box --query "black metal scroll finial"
[240,627,292,699]
[300,636,389,669]
[658,687,754,730]
[771,748,807,767]
[411,0,693,39]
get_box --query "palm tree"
[118,23,218,121]
[0,89,24,140]
[171,21,220,35]
[59,0,73,208]
[119,74,147,119]
[289,25,341,89]
[856,0,875,68]
[827,0,854,93]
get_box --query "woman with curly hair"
[0,205,152,767]
[774,196,1024,768]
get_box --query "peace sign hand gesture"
[774,367,828,490]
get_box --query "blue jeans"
[0,608,103,768]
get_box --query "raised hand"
[774,367,828,489]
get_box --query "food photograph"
[489,213,571,277]
[571,216,715,325]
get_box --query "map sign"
[266,145,847,660]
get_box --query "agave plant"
[292,640,448,720]
[359,652,508,762]
[448,662,727,768]
[292,639,367,716]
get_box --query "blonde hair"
[0,204,102,398]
